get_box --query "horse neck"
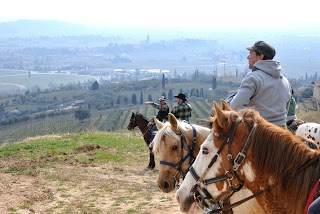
[184,127,210,156]
[136,116,149,133]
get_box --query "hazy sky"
[1,0,319,30]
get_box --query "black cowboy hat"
[174,93,187,101]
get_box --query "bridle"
[159,125,197,187]
[189,118,269,213]
[128,114,149,137]
[188,117,320,214]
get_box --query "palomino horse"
[176,100,320,214]
[153,113,211,193]
[127,112,155,169]
[155,113,263,214]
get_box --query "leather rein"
[129,116,149,137]
[159,125,197,186]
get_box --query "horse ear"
[168,113,179,130]
[154,117,164,130]
[213,101,228,128]
[221,99,232,111]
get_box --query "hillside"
[3,111,318,213]
[0,98,215,145]
[0,131,182,213]
[0,76,232,144]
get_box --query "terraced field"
[0,98,213,144]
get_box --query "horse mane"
[236,108,320,210]
[153,120,209,153]
[135,112,148,121]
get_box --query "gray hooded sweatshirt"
[230,60,291,126]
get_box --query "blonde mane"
[153,121,210,153]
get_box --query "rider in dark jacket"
[144,96,169,141]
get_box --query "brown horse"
[176,100,320,214]
[127,112,155,169]
[152,113,211,193]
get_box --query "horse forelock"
[153,120,210,153]
[152,122,180,153]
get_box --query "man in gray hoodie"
[230,41,291,127]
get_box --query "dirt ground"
[0,157,185,214]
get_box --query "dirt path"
[0,159,184,214]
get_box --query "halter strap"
[194,118,242,186]
[207,186,272,213]
[233,124,256,171]
[159,126,197,173]
[159,125,198,189]
[190,119,265,213]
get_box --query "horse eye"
[172,145,178,151]
[202,147,209,155]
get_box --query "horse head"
[153,113,211,193]
[177,99,320,214]
[127,112,137,130]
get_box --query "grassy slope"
[0,131,181,213]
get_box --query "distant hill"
[0,19,98,37]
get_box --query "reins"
[129,114,150,139]
[142,126,149,137]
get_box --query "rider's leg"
[150,124,158,141]
[308,196,320,214]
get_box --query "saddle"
[303,141,318,150]
[304,179,320,214]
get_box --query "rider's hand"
[147,122,153,129]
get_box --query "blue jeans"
[308,196,320,214]
[151,124,158,141]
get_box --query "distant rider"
[171,93,192,122]
[144,96,169,141]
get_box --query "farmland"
[0,20,319,145]
[0,98,214,144]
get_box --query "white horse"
[296,122,320,148]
